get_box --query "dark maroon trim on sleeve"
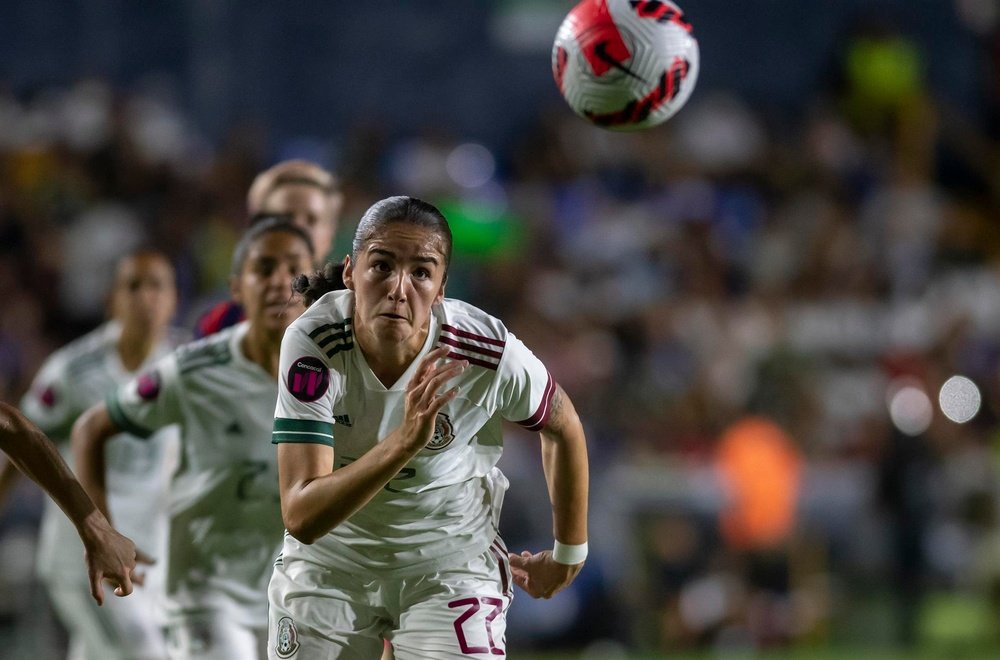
[515,372,555,432]
[441,324,506,347]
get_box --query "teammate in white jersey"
[0,401,141,604]
[1,249,181,660]
[72,218,315,660]
[268,196,590,659]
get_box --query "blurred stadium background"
[1,0,999,657]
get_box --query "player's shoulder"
[174,322,238,374]
[56,322,118,377]
[165,325,194,349]
[434,298,510,371]
[287,290,355,359]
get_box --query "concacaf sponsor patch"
[275,616,299,658]
[287,356,330,402]
[136,371,161,401]
[39,385,57,407]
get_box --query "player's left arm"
[509,383,590,599]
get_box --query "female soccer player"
[267,196,590,659]
[2,249,181,660]
[0,401,139,605]
[73,218,314,660]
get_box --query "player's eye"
[413,268,431,280]
[254,260,276,277]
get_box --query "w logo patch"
[286,356,330,403]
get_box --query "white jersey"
[108,321,284,628]
[273,290,554,577]
[19,321,182,583]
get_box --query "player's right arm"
[72,357,179,540]
[0,401,138,605]
[275,326,464,543]
[71,403,120,518]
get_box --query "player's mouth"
[265,300,290,315]
[379,312,407,321]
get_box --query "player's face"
[262,184,342,262]
[343,223,447,354]
[111,253,176,334]
[232,231,312,336]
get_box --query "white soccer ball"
[552,0,700,131]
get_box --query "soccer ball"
[552,0,700,131]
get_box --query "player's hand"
[508,549,583,599]
[79,511,149,605]
[400,347,466,453]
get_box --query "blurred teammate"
[73,219,314,660]
[1,249,183,660]
[195,159,343,338]
[0,401,141,605]
[267,196,590,658]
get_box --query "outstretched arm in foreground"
[508,384,590,599]
[0,401,138,604]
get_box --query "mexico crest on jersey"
[275,616,299,657]
[427,412,455,451]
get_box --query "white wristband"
[552,541,588,565]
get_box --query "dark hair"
[352,196,452,273]
[230,216,315,277]
[291,196,452,308]
[291,262,346,307]
[248,211,294,226]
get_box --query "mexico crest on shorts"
[427,412,455,451]
[275,616,299,657]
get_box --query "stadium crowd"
[1,15,999,657]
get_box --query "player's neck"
[241,325,282,378]
[117,325,160,372]
[356,327,427,388]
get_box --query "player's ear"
[342,255,355,291]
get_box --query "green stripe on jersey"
[106,394,154,439]
[272,418,334,446]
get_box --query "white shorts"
[165,612,266,660]
[45,578,167,660]
[267,538,514,660]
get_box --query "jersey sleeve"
[19,357,78,439]
[272,324,336,447]
[495,332,556,432]
[106,354,183,439]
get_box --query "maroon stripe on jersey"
[516,373,555,432]
[441,349,499,371]
[442,324,506,348]
[439,336,503,360]
[489,544,511,597]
